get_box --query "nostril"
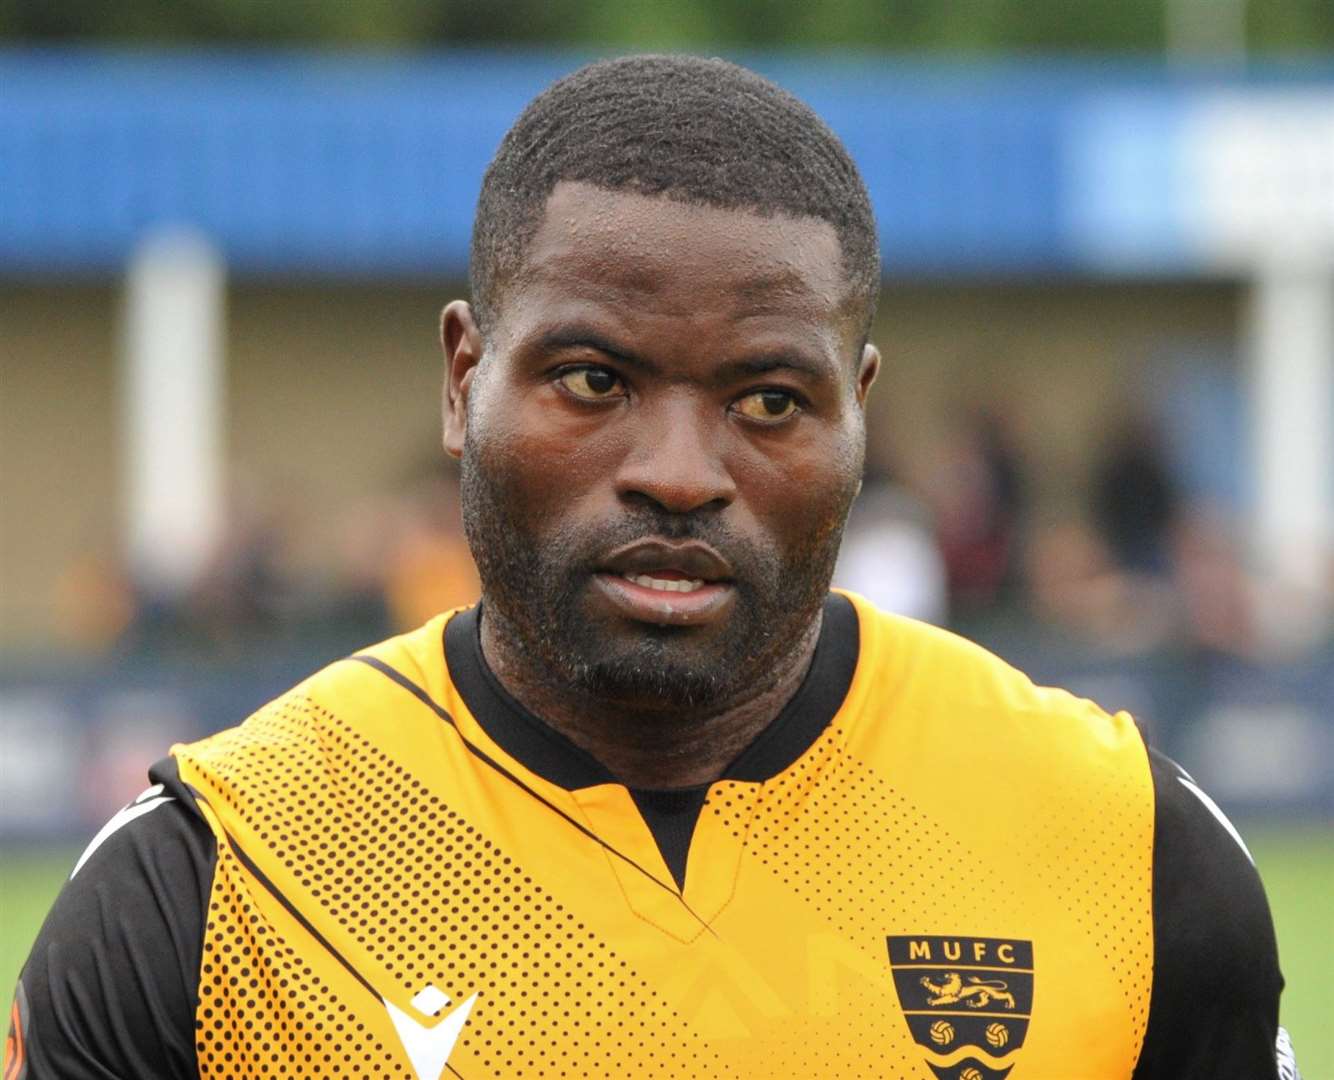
[618,467,736,512]
[615,456,735,514]
[619,485,733,517]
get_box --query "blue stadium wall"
[3,47,1332,279]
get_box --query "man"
[9,56,1298,1079]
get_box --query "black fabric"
[628,785,711,890]
[12,757,215,1079]
[721,591,859,782]
[444,592,860,792]
[445,603,617,789]
[1132,747,1286,1079]
[446,593,861,887]
[354,652,691,902]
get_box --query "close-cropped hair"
[469,54,881,340]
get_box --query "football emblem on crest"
[886,935,1035,1080]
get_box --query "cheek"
[738,425,863,539]
[468,392,623,528]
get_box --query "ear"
[441,300,484,459]
[855,342,880,407]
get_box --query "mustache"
[561,509,754,572]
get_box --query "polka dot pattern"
[711,727,1021,952]
[1018,744,1154,1063]
[197,844,405,1077]
[702,729,973,1077]
[709,716,1152,1076]
[177,615,1155,1079]
[186,691,727,1078]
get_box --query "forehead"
[500,181,852,339]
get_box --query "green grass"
[0,846,75,1007]
[1247,824,1334,1079]
[2,827,1331,1073]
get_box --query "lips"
[598,539,733,583]
[593,539,736,626]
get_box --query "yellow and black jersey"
[10,593,1296,1079]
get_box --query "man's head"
[470,54,880,341]
[442,56,880,717]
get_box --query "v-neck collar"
[443,592,861,793]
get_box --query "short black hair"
[470,54,880,338]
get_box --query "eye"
[734,388,799,422]
[558,366,623,400]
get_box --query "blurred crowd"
[53,457,479,657]
[16,403,1328,845]
[841,406,1332,666]
[50,408,1332,667]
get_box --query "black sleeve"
[1132,748,1295,1080]
[6,758,215,1080]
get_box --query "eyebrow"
[534,327,663,375]
[713,353,832,383]
[533,326,835,384]
[734,269,813,303]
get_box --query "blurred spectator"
[921,407,1026,616]
[382,461,479,630]
[182,484,294,640]
[115,472,308,653]
[52,550,137,651]
[51,456,482,655]
[324,492,401,637]
[834,472,946,624]
[1170,505,1259,659]
[1090,413,1182,576]
[1023,515,1176,653]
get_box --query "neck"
[478,613,822,789]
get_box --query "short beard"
[460,435,854,715]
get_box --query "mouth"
[616,569,709,594]
[592,540,737,627]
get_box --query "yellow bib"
[175,592,1152,1079]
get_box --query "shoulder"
[839,589,1144,764]
[176,611,458,772]
[843,588,1093,709]
[1134,748,1289,1078]
[1145,747,1278,978]
[12,758,215,1078]
[68,757,215,882]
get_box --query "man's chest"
[190,732,1151,1079]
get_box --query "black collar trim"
[443,592,860,791]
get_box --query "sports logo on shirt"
[383,984,479,1080]
[886,935,1033,1080]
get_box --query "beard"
[459,435,857,714]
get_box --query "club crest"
[887,935,1034,1080]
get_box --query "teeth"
[623,573,706,593]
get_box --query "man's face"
[444,182,878,710]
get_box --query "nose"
[614,396,737,515]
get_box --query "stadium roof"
[2,48,1332,278]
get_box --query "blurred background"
[2,1,1332,1070]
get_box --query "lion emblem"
[919,971,1017,1010]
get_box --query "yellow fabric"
[175,592,1153,1079]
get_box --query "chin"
[565,640,733,711]
[576,663,727,711]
